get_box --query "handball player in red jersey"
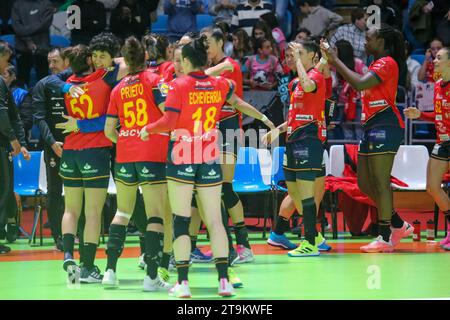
[263,40,327,257]
[404,47,450,250]
[103,37,172,290]
[321,24,413,253]
[139,35,274,298]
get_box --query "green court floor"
[1,234,449,300]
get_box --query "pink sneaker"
[236,245,255,264]
[360,236,394,253]
[439,233,450,247]
[391,222,414,246]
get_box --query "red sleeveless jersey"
[165,72,234,164]
[217,57,243,121]
[286,68,326,139]
[361,56,404,128]
[63,69,112,150]
[433,79,450,144]
[107,71,169,163]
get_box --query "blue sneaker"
[316,232,331,252]
[190,247,213,263]
[267,231,297,250]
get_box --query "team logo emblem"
[208,169,216,176]
[185,166,194,173]
[120,167,126,173]
[61,162,68,169]
[158,82,169,97]
[142,167,149,174]
[83,163,91,170]
[50,158,56,168]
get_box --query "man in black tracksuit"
[0,42,29,254]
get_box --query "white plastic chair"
[391,145,429,191]
[329,145,345,178]
[38,151,48,194]
[323,149,330,176]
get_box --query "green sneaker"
[158,267,170,283]
[288,240,320,257]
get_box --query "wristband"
[62,83,73,93]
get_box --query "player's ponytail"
[122,36,146,74]
[201,26,225,51]
[64,45,92,75]
[142,33,169,62]
[181,34,209,69]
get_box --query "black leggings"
[0,148,16,229]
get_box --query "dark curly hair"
[89,32,121,58]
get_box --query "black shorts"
[431,142,450,162]
[114,162,166,186]
[59,147,110,188]
[166,162,222,187]
[358,126,404,156]
[284,137,324,182]
[218,113,242,159]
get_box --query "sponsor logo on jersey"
[369,100,388,108]
[295,114,313,121]
[185,166,193,173]
[142,167,149,174]
[208,169,216,176]
[158,82,169,97]
[120,167,126,173]
[61,162,68,169]
[436,115,443,121]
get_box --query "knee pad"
[173,214,191,241]
[147,216,164,226]
[106,224,126,256]
[222,182,239,209]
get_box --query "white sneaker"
[102,269,119,288]
[218,278,235,297]
[235,245,255,264]
[138,254,146,270]
[143,275,172,292]
[168,280,191,298]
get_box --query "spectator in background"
[11,0,55,87]
[320,0,334,10]
[297,0,343,37]
[418,38,444,83]
[243,37,283,91]
[330,7,367,64]
[0,0,14,35]
[164,0,202,42]
[293,27,311,41]
[429,0,449,43]
[251,20,279,58]
[70,0,106,45]
[268,0,289,31]
[260,12,287,55]
[405,41,421,91]
[110,0,150,42]
[361,0,401,30]
[208,0,238,24]
[232,28,253,65]
[231,0,273,36]
[96,0,120,28]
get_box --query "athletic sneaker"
[228,267,243,288]
[169,280,191,298]
[143,275,172,292]
[229,248,240,266]
[360,236,394,253]
[102,269,119,288]
[442,242,450,251]
[138,253,146,270]
[440,232,450,248]
[288,240,320,257]
[169,255,176,271]
[190,247,213,263]
[158,267,170,282]
[6,223,18,243]
[316,232,331,252]
[267,231,297,250]
[0,244,11,254]
[63,259,80,284]
[80,265,103,283]
[218,278,235,297]
[235,244,255,263]
[390,222,414,246]
[55,237,64,252]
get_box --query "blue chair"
[233,147,272,238]
[411,54,425,65]
[271,147,287,193]
[196,14,214,31]
[50,35,70,48]
[14,151,45,246]
[151,14,168,34]
[0,34,15,48]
